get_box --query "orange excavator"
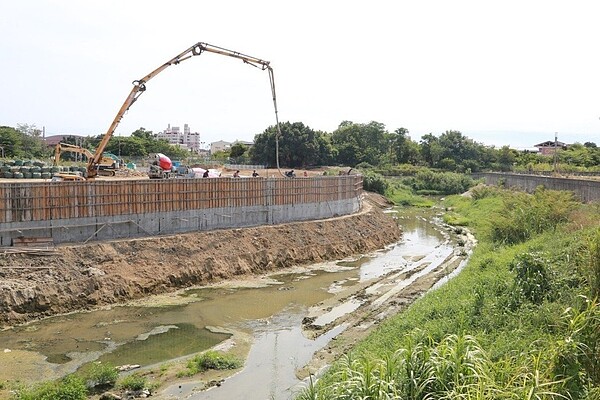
[86,42,281,180]
[54,143,121,176]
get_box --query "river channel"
[0,207,468,399]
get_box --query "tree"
[229,143,247,159]
[0,126,23,158]
[17,123,49,158]
[331,121,389,166]
[420,133,443,167]
[419,130,490,171]
[104,136,147,157]
[497,145,516,172]
[390,127,420,164]
[251,122,332,167]
[131,127,155,141]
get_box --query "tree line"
[1,122,598,171]
[248,121,600,172]
[0,126,190,161]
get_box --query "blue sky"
[1,0,599,149]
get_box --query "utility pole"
[553,132,558,174]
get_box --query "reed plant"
[297,186,600,399]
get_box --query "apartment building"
[156,123,201,153]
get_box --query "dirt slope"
[0,194,400,327]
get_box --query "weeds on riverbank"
[382,171,477,208]
[10,363,156,400]
[298,186,600,399]
[178,350,242,377]
[384,180,435,207]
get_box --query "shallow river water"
[0,207,460,399]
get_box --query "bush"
[355,162,374,170]
[470,184,501,200]
[374,164,428,177]
[405,170,475,195]
[509,252,552,306]
[84,362,118,388]
[385,180,434,207]
[362,171,388,195]
[182,351,242,376]
[15,375,87,400]
[118,374,147,391]
[490,188,576,245]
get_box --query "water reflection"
[0,206,458,398]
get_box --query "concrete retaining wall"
[473,172,600,203]
[0,176,362,246]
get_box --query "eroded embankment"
[0,194,400,327]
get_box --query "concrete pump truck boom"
[86,42,282,180]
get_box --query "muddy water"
[0,207,456,399]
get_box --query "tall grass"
[298,332,568,399]
[586,229,600,299]
[298,186,600,399]
[490,187,576,245]
[405,170,476,195]
[13,375,87,400]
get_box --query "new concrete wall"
[472,172,600,203]
[0,177,362,246]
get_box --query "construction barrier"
[0,176,363,246]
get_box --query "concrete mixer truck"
[148,153,174,179]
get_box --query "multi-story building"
[156,123,201,153]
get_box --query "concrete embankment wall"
[0,176,362,246]
[472,172,600,203]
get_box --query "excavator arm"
[88,42,281,179]
[54,143,94,166]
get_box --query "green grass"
[117,374,147,391]
[384,182,435,207]
[178,351,243,377]
[83,362,118,388]
[298,186,600,399]
[13,375,87,400]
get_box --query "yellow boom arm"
[88,42,281,179]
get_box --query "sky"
[1,0,599,150]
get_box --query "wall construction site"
[473,172,600,203]
[0,176,363,246]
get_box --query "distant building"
[210,140,231,154]
[232,140,254,149]
[534,140,568,156]
[209,139,254,155]
[44,134,85,147]
[156,123,201,153]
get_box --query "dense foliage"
[2,121,598,172]
[91,127,191,160]
[299,187,600,399]
[251,121,599,171]
[250,121,334,167]
[361,171,388,195]
[0,124,50,159]
[0,125,190,163]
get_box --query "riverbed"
[0,206,473,400]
